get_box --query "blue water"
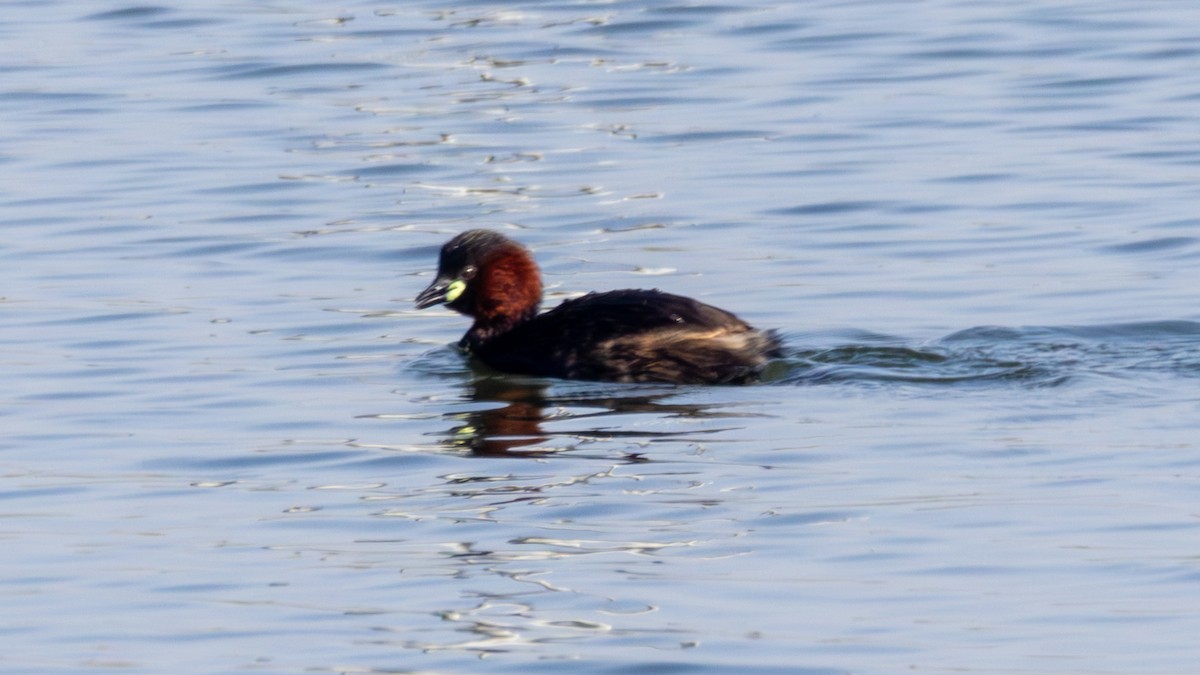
[4,1,1200,673]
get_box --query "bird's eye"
[461,265,477,280]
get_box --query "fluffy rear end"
[594,326,780,384]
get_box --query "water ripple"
[773,321,1200,387]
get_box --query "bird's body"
[415,230,780,384]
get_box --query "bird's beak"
[415,276,450,309]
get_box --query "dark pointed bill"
[415,277,450,309]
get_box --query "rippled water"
[4,1,1200,673]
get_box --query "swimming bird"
[415,229,780,384]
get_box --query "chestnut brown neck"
[464,245,542,345]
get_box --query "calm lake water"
[4,1,1200,673]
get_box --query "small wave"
[773,345,1058,387]
[773,321,1200,387]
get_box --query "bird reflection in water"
[446,378,554,457]
[444,377,740,459]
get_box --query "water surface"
[3,1,1200,673]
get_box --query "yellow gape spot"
[445,279,467,303]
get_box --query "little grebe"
[415,230,781,384]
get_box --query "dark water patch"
[248,243,404,264]
[1155,217,1200,231]
[143,17,223,29]
[582,664,846,675]
[1019,118,1192,135]
[1101,236,1198,255]
[40,310,179,326]
[1072,115,1187,132]
[195,181,309,196]
[176,101,276,113]
[579,19,699,37]
[646,4,751,17]
[1018,7,1159,33]
[84,6,171,21]
[584,95,726,110]
[892,201,959,214]
[0,484,89,501]
[763,95,835,109]
[217,62,391,80]
[170,241,270,258]
[0,91,112,103]
[339,163,431,178]
[767,31,900,51]
[1,213,100,227]
[933,172,1017,184]
[519,45,624,59]
[908,47,1006,61]
[65,339,156,350]
[187,212,298,226]
[38,366,144,380]
[995,199,1123,215]
[21,389,124,402]
[332,28,440,40]
[1020,75,1156,96]
[768,201,891,216]
[1134,46,1200,61]
[825,69,985,87]
[155,450,360,471]
[863,115,996,130]
[727,21,809,37]
[771,130,865,144]
[82,6,221,30]
[649,130,772,144]
[1112,149,1200,165]
[728,166,855,182]
[52,158,150,172]
[787,221,908,241]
